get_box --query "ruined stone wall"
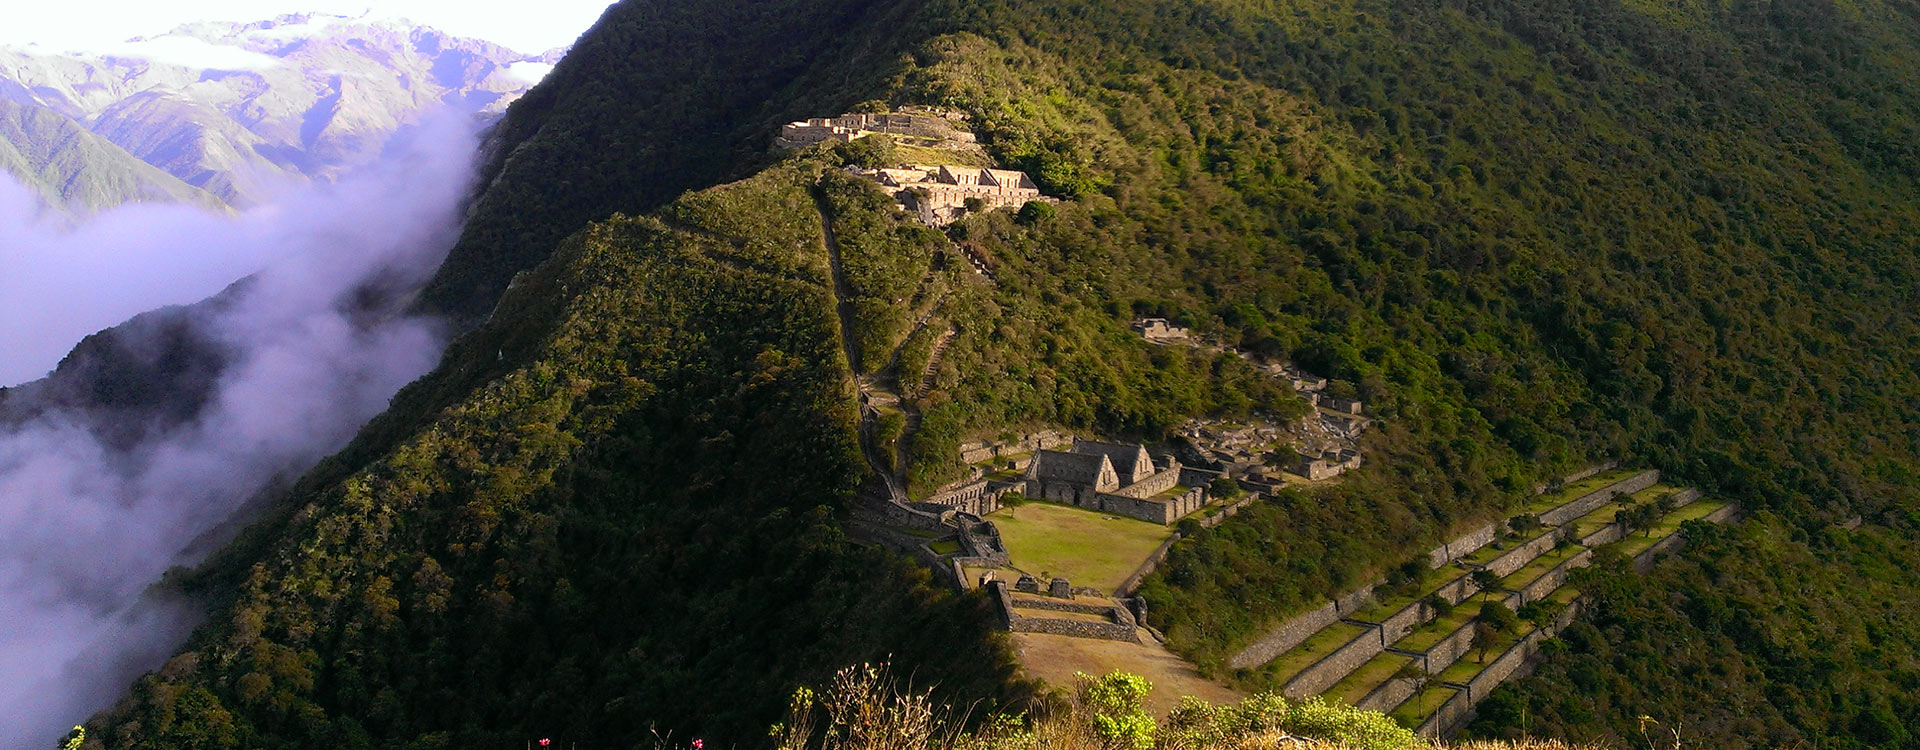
[1012,596,1130,617]
[927,477,989,508]
[1229,601,1340,670]
[1517,548,1592,606]
[1282,624,1385,700]
[1179,465,1224,487]
[1539,469,1659,526]
[959,430,1071,464]
[957,518,1011,566]
[1426,523,1499,568]
[854,498,948,531]
[1009,615,1139,642]
[1668,487,1702,508]
[1200,493,1261,528]
[1483,532,1560,578]
[1704,503,1739,524]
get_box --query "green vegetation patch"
[1326,652,1415,707]
[991,501,1173,591]
[930,540,963,555]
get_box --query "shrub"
[1077,671,1156,750]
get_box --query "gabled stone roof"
[1071,439,1156,484]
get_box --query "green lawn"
[1325,652,1415,706]
[990,501,1174,591]
[1391,685,1458,728]
[1518,468,1640,517]
[930,540,962,555]
[1255,621,1370,681]
[1497,543,1587,590]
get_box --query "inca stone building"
[1027,440,1208,524]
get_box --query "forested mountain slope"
[83,0,1920,746]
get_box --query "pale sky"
[0,0,619,55]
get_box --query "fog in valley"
[0,111,480,746]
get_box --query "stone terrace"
[1218,465,1740,736]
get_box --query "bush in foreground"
[761,663,1602,750]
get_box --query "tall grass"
[759,663,1608,750]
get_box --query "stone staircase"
[1218,467,1739,737]
[912,328,957,398]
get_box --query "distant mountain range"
[0,13,561,212]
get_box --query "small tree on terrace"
[1473,601,1518,663]
[1469,568,1501,602]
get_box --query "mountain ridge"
[0,12,559,211]
[33,0,1920,746]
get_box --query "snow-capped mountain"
[0,13,561,210]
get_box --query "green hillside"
[84,0,1920,746]
[0,98,221,213]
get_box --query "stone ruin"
[1291,447,1363,481]
[852,164,1049,226]
[1022,439,1209,524]
[775,108,978,150]
[1131,317,1191,342]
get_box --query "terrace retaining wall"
[1483,532,1560,578]
[1516,548,1593,607]
[1431,571,1478,605]
[1229,580,1377,670]
[1281,625,1385,700]
[1417,690,1474,737]
[1229,600,1340,670]
[1425,522,1498,568]
[1368,600,1432,646]
[1529,461,1619,496]
[1357,675,1421,713]
[1538,469,1659,527]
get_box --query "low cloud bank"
[0,110,480,746]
